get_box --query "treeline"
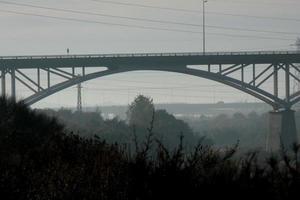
[39,95,300,150]
[1,96,300,199]
[183,111,300,149]
[40,108,268,149]
[39,95,213,150]
[182,112,268,148]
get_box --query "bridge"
[1,50,300,151]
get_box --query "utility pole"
[203,0,208,54]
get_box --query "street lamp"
[203,0,208,54]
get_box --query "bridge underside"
[1,51,300,151]
[13,65,296,110]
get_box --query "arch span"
[23,66,285,109]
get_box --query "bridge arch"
[23,66,285,109]
[2,51,298,152]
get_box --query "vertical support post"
[274,64,278,98]
[252,64,256,86]
[37,68,41,92]
[1,68,6,96]
[72,67,75,77]
[47,68,50,88]
[82,67,85,76]
[77,82,82,112]
[241,64,244,83]
[11,68,16,101]
[219,64,222,73]
[285,63,290,103]
[208,64,211,72]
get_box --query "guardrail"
[0,50,299,60]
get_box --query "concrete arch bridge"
[1,50,300,151]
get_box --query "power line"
[0,9,203,34]
[84,78,233,89]
[86,80,222,88]
[208,11,300,23]
[84,83,226,91]
[84,86,242,95]
[91,0,300,22]
[0,1,298,36]
[0,9,294,41]
[84,86,236,99]
[84,83,279,93]
[211,0,300,6]
[90,0,200,13]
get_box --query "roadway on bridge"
[1,51,300,69]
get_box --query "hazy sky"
[1,0,300,108]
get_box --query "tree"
[153,109,199,148]
[126,95,155,128]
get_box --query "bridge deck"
[1,50,300,60]
[0,51,300,68]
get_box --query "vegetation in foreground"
[1,97,300,200]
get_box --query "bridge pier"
[267,109,298,152]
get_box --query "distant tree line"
[39,95,213,150]
[182,110,300,149]
[39,94,300,150]
[181,112,268,149]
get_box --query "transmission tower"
[77,81,83,112]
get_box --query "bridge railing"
[0,50,299,60]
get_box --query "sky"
[1,0,300,108]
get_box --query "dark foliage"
[0,97,300,200]
[183,110,300,149]
[182,112,269,148]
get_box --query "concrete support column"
[274,65,278,98]
[47,68,50,88]
[1,68,5,96]
[82,66,85,76]
[253,64,256,86]
[285,64,290,103]
[267,109,298,152]
[37,68,41,92]
[241,64,244,83]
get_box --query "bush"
[0,97,300,200]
